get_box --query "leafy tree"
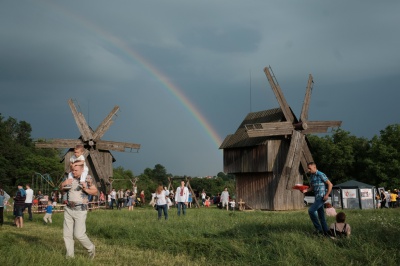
[364,125,400,189]
[152,164,168,185]
[308,128,371,185]
[0,115,64,192]
[135,165,170,202]
[111,166,135,190]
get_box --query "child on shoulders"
[65,144,89,187]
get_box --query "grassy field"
[0,205,399,266]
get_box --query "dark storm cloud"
[1,0,400,176]
[180,27,261,53]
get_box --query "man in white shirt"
[175,181,189,216]
[61,162,97,259]
[24,184,34,221]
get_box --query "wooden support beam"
[302,121,342,134]
[185,178,200,208]
[96,140,141,152]
[282,131,305,189]
[246,121,293,137]
[35,139,83,149]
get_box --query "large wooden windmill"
[246,67,341,189]
[220,66,341,210]
[35,99,141,193]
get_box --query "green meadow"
[0,206,399,266]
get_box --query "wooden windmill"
[246,67,341,189]
[220,66,341,210]
[35,99,141,193]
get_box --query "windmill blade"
[281,130,305,189]
[96,140,141,152]
[300,140,314,172]
[88,149,110,184]
[68,99,93,142]
[245,122,293,137]
[264,66,295,123]
[300,74,313,122]
[302,121,342,134]
[92,106,120,141]
[35,139,83,149]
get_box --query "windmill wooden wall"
[223,139,303,210]
[236,173,303,210]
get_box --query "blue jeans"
[110,199,115,209]
[308,197,328,233]
[177,202,186,216]
[24,203,33,220]
[157,204,168,220]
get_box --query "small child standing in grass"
[43,200,53,225]
[205,197,210,207]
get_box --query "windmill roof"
[219,108,284,149]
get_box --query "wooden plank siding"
[223,139,289,173]
[224,139,304,210]
[236,172,304,211]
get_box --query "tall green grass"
[0,206,399,266]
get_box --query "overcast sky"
[1,1,399,177]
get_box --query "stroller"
[135,197,143,207]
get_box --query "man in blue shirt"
[303,162,333,236]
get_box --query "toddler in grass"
[325,202,337,217]
[205,197,210,207]
[65,144,89,187]
[43,200,53,224]
[329,212,351,238]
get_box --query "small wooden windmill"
[35,99,141,193]
[220,66,341,210]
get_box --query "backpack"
[329,223,348,238]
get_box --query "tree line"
[308,126,400,190]
[1,114,399,196]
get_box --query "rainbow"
[41,1,223,148]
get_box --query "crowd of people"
[103,183,236,213]
[5,156,382,260]
[0,182,65,228]
[376,189,400,208]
